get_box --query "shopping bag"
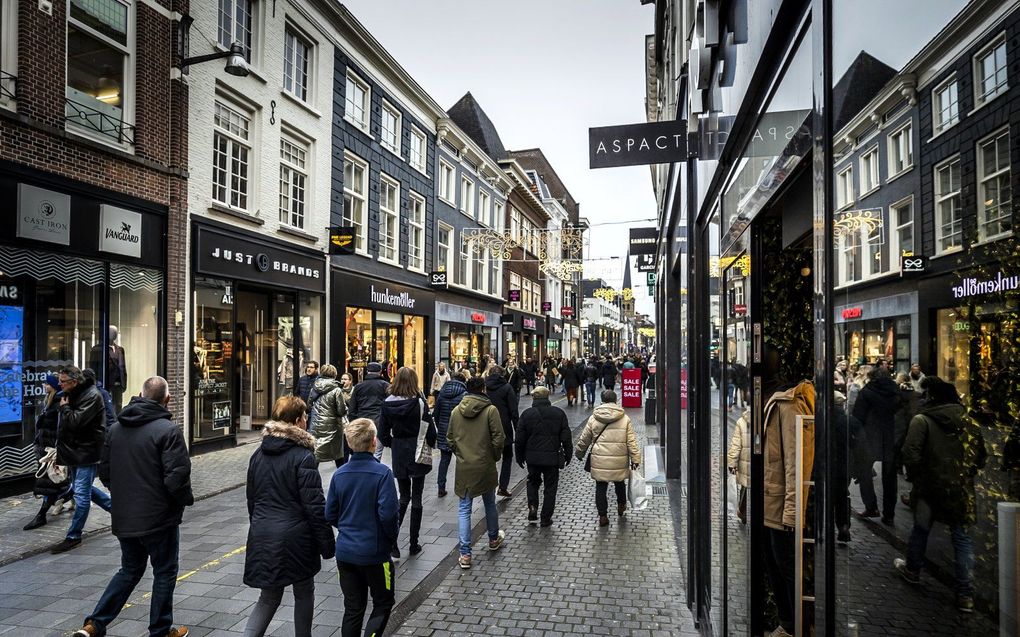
[628,468,649,511]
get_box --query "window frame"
[890,196,915,271]
[976,127,1012,243]
[377,173,401,265]
[212,99,254,212]
[973,33,1008,108]
[409,126,427,174]
[478,190,490,226]
[278,132,309,229]
[342,150,369,255]
[438,159,456,205]
[407,191,426,272]
[510,272,522,309]
[836,165,854,210]
[934,155,963,255]
[931,76,959,135]
[344,69,370,133]
[460,176,475,219]
[282,26,311,103]
[437,223,453,274]
[0,0,17,110]
[887,121,913,179]
[380,99,401,156]
[218,0,254,61]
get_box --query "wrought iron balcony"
[0,70,16,102]
[64,95,135,146]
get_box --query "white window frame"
[455,236,468,286]
[409,127,427,174]
[283,26,311,103]
[460,176,475,219]
[380,100,401,156]
[974,34,1008,108]
[342,151,369,254]
[344,70,370,133]
[859,147,879,195]
[934,156,963,255]
[510,207,521,241]
[838,232,860,287]
[493,201,504,232]
[218,0,254,60]
[438,159,455,205]
[890,196,914,271]
[407,191,426,272]
[887,122,912,178]
[478,190,490,226]
[212,100,254,212]
[932,76,959,135]
[836,166,854,209]
[278,133,309,229]
[437,223,453,274]
[976,128,1011,242]
[378,174,400,265]
[510,272,521,309]
[0,0,17,110]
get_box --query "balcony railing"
[64,95,135,146]
[0,70,16,102]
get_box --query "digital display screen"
[0,305,24,423]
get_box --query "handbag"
[414,395,434,466]
[628,468,649,511]
[583,423,611,472]
[36,447,68,484]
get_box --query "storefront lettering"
[523,317,537,330]
[952,272,1020,299]
[370,285,417,309]
[471,312,486,323]
[841,307,862,319]
[103,224,140,244]
[210,247,321,280]
[0,285,18,300]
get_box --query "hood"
[439,379,467,399]
[261,421,315,454]
[117,396,172,427]
[313,377,340,393]
[767,380,816,415]
[456,393,493,418]
[484,374,507,390]
[920,402,967,434]
[866,376,899,399]
[593,402,625,424]
[381,396,421,420]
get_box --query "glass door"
[236,290,270,431]
[375,311,403,380]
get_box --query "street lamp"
[180,41,250,77]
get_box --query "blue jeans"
[437,450,453,491]
[66,464,112,541]
[87,526,180,637]
[905,497,975,596]
[727,382,736,407]
[584,381,596,405]
[458,490,499,556]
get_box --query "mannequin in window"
[89,325,127,411]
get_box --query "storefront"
[503,310,544,364]
[435,300,501,374]
[1,169,167,482]
[834,291,916,372]
[331,273,434,388]
[546,317,563,358]
[191,221,325,449]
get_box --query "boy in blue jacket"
[325,417,399,637]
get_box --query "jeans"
[498,445,514,492]
[338,560,395,637]
[66,464,112,541]
[437,450,453,491]
[727,382,736,407]
[763,527,796,632]
[458,490,499,556]
[905,497,975,596]
[396,476,425,546]
[858,437,898,519]
[373,437,384,461]
[86,526,179,637]
[527,465,560,522]
[594,480,627,516]
[242,577,315,637]
[585,381,596,405]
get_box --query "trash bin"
[645,386,656,425]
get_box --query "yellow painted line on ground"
[122,545,246,608]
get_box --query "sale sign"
[621,368,643,408]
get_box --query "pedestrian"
[430,362,450,398]
[51,365,113,554]
[433,372,467,498]
[308,364,348,467]
[522,357,537,395]
[348,361,391,461]
[515,386,572,526]
[908,362,926,392]
[339,372,355,405]
[561,359,582,406]
[584,358,599,407]
[23,374,72,531]
[484,365,519,498]
[378,367,437,558]
[574,390,640,527]
[447,376,506,569]
[543,357,558,391]
[296,360,319,405]
[833,359,848,396]
[83,367,117,429]
[601,357,618,391]
[727,408,751,524]
[506,360,524,397]
[325,418,399,636]
[852,366,901,524]
[242,396,335,637]
[894,377,987,614]
[72,377,192,637]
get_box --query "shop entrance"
[234,289,296,435]
[375,311,403,380]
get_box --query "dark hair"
[466,377,486,393]
[452,372,466,382]
[920,376,960,405]
[601,389,617,403]
[868,366,891,381]
[60,366,84,383]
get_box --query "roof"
[506,148,580,222]
[832,51,897,131]
[447,92,508,161]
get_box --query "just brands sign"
[952,272,1020,299]
[371,285,417,309]
[589,120,688,169]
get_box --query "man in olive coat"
[446,376,506,569]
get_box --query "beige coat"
[727,411,751,487]
[762,381,815,531]
[574,403,641,482]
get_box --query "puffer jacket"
[56,377,107,466]
[762,381,815,531]
[433,379,467,451]
[727,410,751,487]
[447,393,505,498]
[379,395,436,480]
[309,377,347,462]
[484,374,518,445]
[244,422,335,589]
[574,403,640,483]
[601,361,617,388]
[515,395,572,467]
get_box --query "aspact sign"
[589,121,688,169]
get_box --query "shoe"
[768,626,794,637]
[893,558,920,584]
[881,516,895,526]
[458,554,472,569]
[72,621,99,637]
[859,508,880,518]
[540,519,553,527]
[527,505,538,524]
[409,543,422,556]
[51,538,82,554]
[957,595,974,613]
[23,512,47,531]
[837,526,851,544]
[900,493,910,506]
[390,544,401,560]
[487,530,506,551]
[49,501,66,516]
[618,503,627,517]
[598,515,610,527]
[168,629,190,637]
[497,488,512,498]
[438,489,447,497]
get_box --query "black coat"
[521,362,537,382]
[244,422,335,589]
[852,376,901,460]
[584,364,600,383]
[57,377,108,466]
[99,397,194,538]
[515,397,572,467]
[379,396,437,479]
[33,394,67,497]
[561,364,582,390]
[484,374,519,445]
[296,373,318,404]
[601,362,617,388]
[434,380,467,451]
[348,374,390,425]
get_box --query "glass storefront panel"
[192,278,233,442]
[108,264,161,410]
[936,307,971,400]
[403,314,424,381]
[297,292,322,371]
[344,306,372,383]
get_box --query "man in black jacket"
[484,366,519,497]
[348,362,391,461]
[295,360,319,405]
[74,376,192,637]
[515,386,572,526]
[852,366,902,524]
[521,357,537,395]
[52,365,112,554]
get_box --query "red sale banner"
[621,368,642,408]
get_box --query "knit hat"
[45,374,61,391]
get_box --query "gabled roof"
[507,148,580,222]
[832,51,897,131]
[447,92,507,161]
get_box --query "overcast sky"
[341,0,658,313]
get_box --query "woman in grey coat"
[308,364,347,467]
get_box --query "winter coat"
[430,370,451,394]
[244,422,335,588]
[447,393,505,498]
[56,377,107,466]
[561,364,582,391]
[727,411,751,487]
[601,361,617,388]
[901,403,987,526]
[584,364,600,383]
[515,396,572,467]
[574,403,640,483]
[852,376,901,461]
[95,381,117,430]
[484,374,519,446]
[379,395,437,480]
[296,373,318,405]
[433,379,467,452]
[309,377,347,462]
[507,367,524,392]
[100,396,194,538]
[32,394,66,497]
[893,385,919,469]
[521,362,537,382]
[348,374,390,426]
[762,381,815,531]
[325,452,399,565]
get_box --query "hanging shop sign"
[195,224,325,293]
[429,271,448,289]
[329,226,356,255]
[98,205,143,258]
[629,227,659,256]
[509,289,521,303]
[501,313,515,325]
[561,306,574,318]
[542,301,552,313]
[901,255,927,274]
[699,110,812,162]
[522,317,537,331]
[952,271,1020,300]
[17,184,71,246]
[636,253,656,272]
[470,312,486,324]
[841,307,863,319]
[646,272,658,287]
[734,304,747,315]
[589,120,688,169]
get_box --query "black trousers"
[763,527,796,632]
[498,446,514,491]
[396,477,425,546]
[595,480,627,516]
[526,464,560,522]
[337,560,395,637]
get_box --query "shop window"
[212,100,252,211]
[380,100,400,155]
[344,70,369,132]
[282,27,310,102]
[344,307,372,382]
[378,174,399,264]
[342,151,368,253]
[932,77,958,134]
[974,34,1007,107]
[192,278,234,442]
[403,315,424,383]
[936,307,970,401]
[296,293,321,377]
[278,134,308,229]
[218,0,254,60]
[408,191,425,272]
[976,128,1011,241]
[108,264,161,408]
[887,122,912,176]
[934,156,962,253]
[409,127,427,174]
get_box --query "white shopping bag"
[628,468,649,511]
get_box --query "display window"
[192,278,233,442]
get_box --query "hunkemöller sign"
[952,272,1020,299]
[371,285,417,309]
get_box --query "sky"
[340,0,659,314]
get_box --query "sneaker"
[598,515,610,527]
[390,544,401,560]
[409,544,422,556]
[859,508,880,518]
[72,621,99,637]
[527,505,538,524]
[957,595,974,614]
[497,488,512,498]
[51,538,82,554]
[168,628,190,637]
[437,489,448,498]
[487,530,506,552]
[893,558,920,584]
[540,519,553,527]
[458,554,472,569]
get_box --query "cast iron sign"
[589,120,688,169]
[329,226,355,255]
